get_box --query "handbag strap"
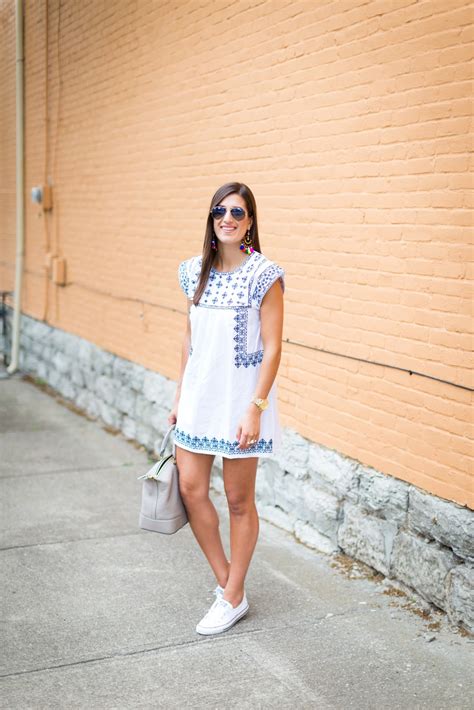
[159,424,176,459]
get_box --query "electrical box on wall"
[31,185,53,211]
[52,257,67,285]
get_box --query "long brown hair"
[193,182,261,305]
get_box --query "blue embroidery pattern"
[197,253,261,307]
[175,427,273,455]
[251,264,285,308]
[233,307,263,368]
[178,261,189,296]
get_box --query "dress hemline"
[175,441,278,460]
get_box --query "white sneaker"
[196,593,249,635]
[214,584,224,598]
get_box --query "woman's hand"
[167,399,179,426]
[236,404,262,450]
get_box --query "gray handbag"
[137,424,188,534]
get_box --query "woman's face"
[212,193,253,248]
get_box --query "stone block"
[61,331,80,359]
[135,394,153,423]
[37,361,48,381]
[115,385,136,417]
[97,400,121,430]
[212,458,223,474]
[301,486,341,542]
[75,389,90,412]
[50,329,66,352]
[78,340,94,370]
[275,429,309,480]
[143,371,165,403]
[52,351,71,374]
[129,362,145,392]
[358,466,409,523]
[391,530,461,609]
[135,422,154,450]
[31,337,44,357]
[274,471,304,514]
[42,345,53,363]
[338,503,398,576]
[22,352,39,375]
[71,364,85,388]
[29,319,52,341]
[91,346,115,376]
[160,378,178,408]
[83,368,96,391]
[210,471,224,495]
[257,503,296,533]
[112,357,134,384]
[255,468,275,505]
[86,395,100,419]
[408,487,474,561]
[121,416,137,441]
[95,375,115,406]
[446,564,474,633]
[294,521,338,554]
[309,443,359,501]
[46,367,61,390]
[57,376,76,401]
[255,461,276,506]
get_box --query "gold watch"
[251,397,269,411]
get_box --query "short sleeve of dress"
[251,262,285,309]
[178,259,191,298]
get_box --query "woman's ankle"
[216,559,231,588]
[222,587,245,607]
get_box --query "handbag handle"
[159,424,176,459]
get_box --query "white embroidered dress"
[175,251,285,459]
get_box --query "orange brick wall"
[1,1,472,507]
[0,0,16,272]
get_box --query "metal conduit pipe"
[7,0,25,375]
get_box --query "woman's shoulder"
[179,254,202,270]
[250,252,285,307]
[252,251,285,275]
[178,255,202,297]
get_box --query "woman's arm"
[236,280,284,448]
[168,299,193,425]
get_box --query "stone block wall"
[5,312,473,633]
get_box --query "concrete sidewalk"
[0,372,472,709]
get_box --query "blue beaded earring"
[211,237,217,251]
[240,229,254,255]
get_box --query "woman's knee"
[225,489,255,516]
[179,477,209,505]
[176,447,213,503]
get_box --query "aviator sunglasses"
[210,205,248,221]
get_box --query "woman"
[168,181,285,635]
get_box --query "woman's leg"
[222,456,259,607]
[176,445,230,588]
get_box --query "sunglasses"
[210,205,247,221]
